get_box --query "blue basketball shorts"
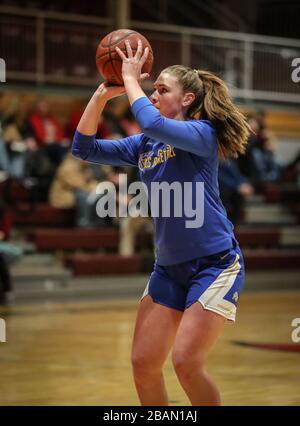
[141,243,245,322]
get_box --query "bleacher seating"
[29,228,119,251]
[23,224,298,276]
[261,184,300,205]
[13,203,75,227]
[28,226,281,252]
[65,253,141,276]
[235,227,280,248]
[265,111,300,139]
[63,248,300,276]
[243,249,300,270]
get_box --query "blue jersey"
[72,96,235,266]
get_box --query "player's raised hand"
[115,39,150,82]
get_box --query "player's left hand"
[115,39,150,82]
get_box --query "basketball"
[96,29,154,85]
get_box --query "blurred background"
[0,0,299,406]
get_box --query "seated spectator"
[49,153,113,228]
[238,112,281,186]
[0,119,27,179]
[219,158,254,225]
[25,97,69,168]
[250,129,282,184]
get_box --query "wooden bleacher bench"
[265,111,300,139]
[28,227,153,252]
[28,228,119,251]
[63,249,300,276]
[235,227,280,248]
[260,184,300,204]
[243,249,300,270]
[14,203,75,227]
[65,253,141,276]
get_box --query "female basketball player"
[72,40,250,406]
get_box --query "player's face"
[150,73,186,119]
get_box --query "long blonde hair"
[162,65,250,158]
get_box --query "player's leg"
[132,264,187,406]
[172,303,225,405]
[172,247,245,405]
[132,295,182,405]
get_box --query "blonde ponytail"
[162,65,251,158]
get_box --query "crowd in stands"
[0,91,143,303]
[0,91,141,223]
[0,91,297,227]
[0,90,299,304]
[219,111,283,224]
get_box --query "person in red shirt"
[28,97,64,146]
[26,97,69,167]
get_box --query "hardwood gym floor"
[0,291,299,406]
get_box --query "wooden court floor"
[0,291,299,406]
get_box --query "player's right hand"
[95,72,149,101]
[95,82,126,100]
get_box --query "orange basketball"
[96,29,154,85]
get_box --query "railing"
[1,5,300,103]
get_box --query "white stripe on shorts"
[140,280,150,301]
[197,254,241,321]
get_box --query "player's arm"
[73,83,140,167]
[131,97,215,157]
[72,131,140,167]
[116,40,215,158]
[77,83,125,136]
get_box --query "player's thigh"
[173,247,244,365]
[172,302,226,368]
[132,295,183,367]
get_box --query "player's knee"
[131,351,156,376]
[172,350,187,373]
[172,349,205,378]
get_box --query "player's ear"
[182,92,195,107]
